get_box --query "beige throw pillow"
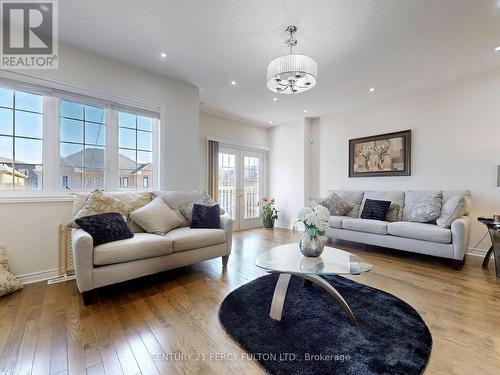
[436,196,465,228]
[129,197,184,235]
[318,192,353,216]
[0,247,23,297]
[69,190,133,228]
[385,204,400,222]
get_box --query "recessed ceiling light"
[273,97,278,101]
[369,87,375,92]
[303,109,308,113]
[160,52,167,58]
[269,121,273,125]
[495,46,500,52]
[231,80,237,85]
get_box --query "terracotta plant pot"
[263,218,275,229]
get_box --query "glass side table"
[477,217,500,278]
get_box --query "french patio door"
[218,146,266,230]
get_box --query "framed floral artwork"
[348,130,411,177]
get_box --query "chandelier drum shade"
[266,25,318,95]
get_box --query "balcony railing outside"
[218,186,260,220]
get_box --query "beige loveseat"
[71,191,232,304]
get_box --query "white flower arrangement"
[296,205,330,236]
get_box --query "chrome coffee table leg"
[269,273,358,326]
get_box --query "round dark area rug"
[219,274,432,375]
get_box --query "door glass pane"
[218,152,236,219]
[244,156,260,219]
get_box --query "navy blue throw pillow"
[360,199,392,221]
[191,204,221,229]
[75,212,133,246]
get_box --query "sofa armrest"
[451,216,470,260]
[220,214,233,254]
[71,229,94,292]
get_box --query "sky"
[0,88,153,166]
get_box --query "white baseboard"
[466,247,489,257]
[16,268,58,285]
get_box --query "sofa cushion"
[93,233,173,266]
[342,218,388,235]
[360,191,404,221]
[388,221,451,244]
[153,190,201,210]
[164,227,227,252]
[329,191,364,218]
[443,190,472,216]
[328,215,350,229]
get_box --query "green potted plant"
[257,197,279,228]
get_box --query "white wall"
[307,66,500,251]
[268,119,307,228]
[0,43,201,279]
[199,111,269,190]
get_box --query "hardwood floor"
[1,228,499,375]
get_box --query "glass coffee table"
[256,243,372,325]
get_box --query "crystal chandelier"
[266,25,318,95]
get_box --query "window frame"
[0,78,161,199]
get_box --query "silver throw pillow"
[407,192,443,223]
[180,191,224,222]
[318,192,353,216]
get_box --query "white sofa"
[324,190,471,265]
[71,191,232,304]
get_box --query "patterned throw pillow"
[385,203,400,222]
[360,199,392,221]
[318,192,353,216]
[180,191,224,222]
[69,190,134,228]
[407,192,443,223]
[191,204,221,229]
[0,247,23,297]
[75,212,134,246]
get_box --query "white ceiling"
[59,0,500,127]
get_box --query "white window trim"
[0,76,161,201]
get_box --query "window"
[118,112,153,190]
[0,87,43,190]
[60,100,106,190]
[0,79,159,196]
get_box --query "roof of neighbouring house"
[61,147,150,173]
